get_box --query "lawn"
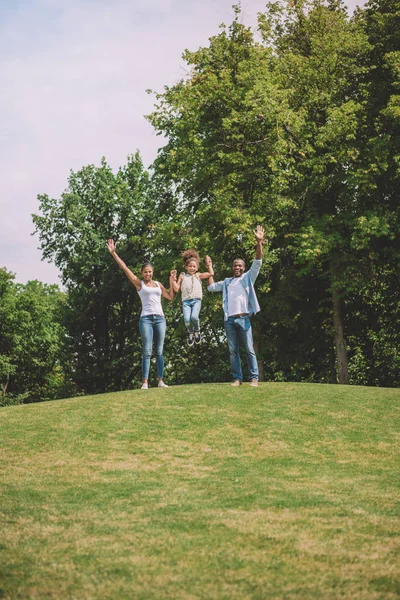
[0,382,399,599]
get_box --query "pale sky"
[1,0,363,286]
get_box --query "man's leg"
[224,316,243,382]
[236,316,259,381]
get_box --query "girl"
[171,249,213,346]
[107,239,176,389]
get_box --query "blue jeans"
[139,315,166,380]
[182,298,202,332]
[224,315,259,381]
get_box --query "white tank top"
[137,281,164,317]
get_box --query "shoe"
[250,379,259,387]
[141,383,148,390]
[194,331,201,344]
[157,380,168,388]
[231,380,242,387]
[187,333,195,347]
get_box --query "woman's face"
[186,260,198,275]
[142,266,154,282]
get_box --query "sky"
[1,0,364,286]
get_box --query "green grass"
[0,382,399,599]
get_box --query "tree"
[33,154,154,394]
[147,1,399,385]
[0,269,67,405]
[0,268,17,403]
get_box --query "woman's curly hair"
[182,249,200,266]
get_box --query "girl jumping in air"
[171,249,214,346]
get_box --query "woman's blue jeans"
[139,315,166,380]
[182,298,202,332]
[224,315,259,381]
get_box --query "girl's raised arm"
[106,239,141,291]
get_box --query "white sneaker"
[158,381,168,388]
[141,382,149,390]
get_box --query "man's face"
[232,259,245,278]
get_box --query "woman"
[107,239,176,389]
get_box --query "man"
[206,225,264,387]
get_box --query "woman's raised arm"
[106,239,141,291]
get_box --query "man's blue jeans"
[139,315,166,380]
[224,315,259,381]
[182,298,202,332]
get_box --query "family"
[106,225,265,389]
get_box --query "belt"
[231,313,249,318]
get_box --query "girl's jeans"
[224,315,259,381]
[182,298,202,332]
[139,315,166,380]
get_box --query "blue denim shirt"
[207,259,262,321]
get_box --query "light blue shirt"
[207,259,262,321]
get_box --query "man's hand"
[205,255,212,269]
[254,226,265,260]
[254,225,265,243]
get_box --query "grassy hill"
[1,382,399,599]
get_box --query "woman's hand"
[170,269,177,280]
[106,239,116,253]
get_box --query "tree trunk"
[332,286,349,384]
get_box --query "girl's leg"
[139,316,153,381]
[190,299,202,332]
[182,301,193,332]
[153,315,166,380]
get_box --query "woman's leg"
[139,316,153,381]
[153,315,167,380]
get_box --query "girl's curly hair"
[182,249,200,266]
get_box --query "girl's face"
[141,266,153,282]
[186,260,198,275]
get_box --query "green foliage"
[33,154,154,395]
[147,0,400,386]
[0,268,66,405]
[18,0,399,394]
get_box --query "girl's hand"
[205,255,212,268]
[106,239,116,253]
[170,269,177,280]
